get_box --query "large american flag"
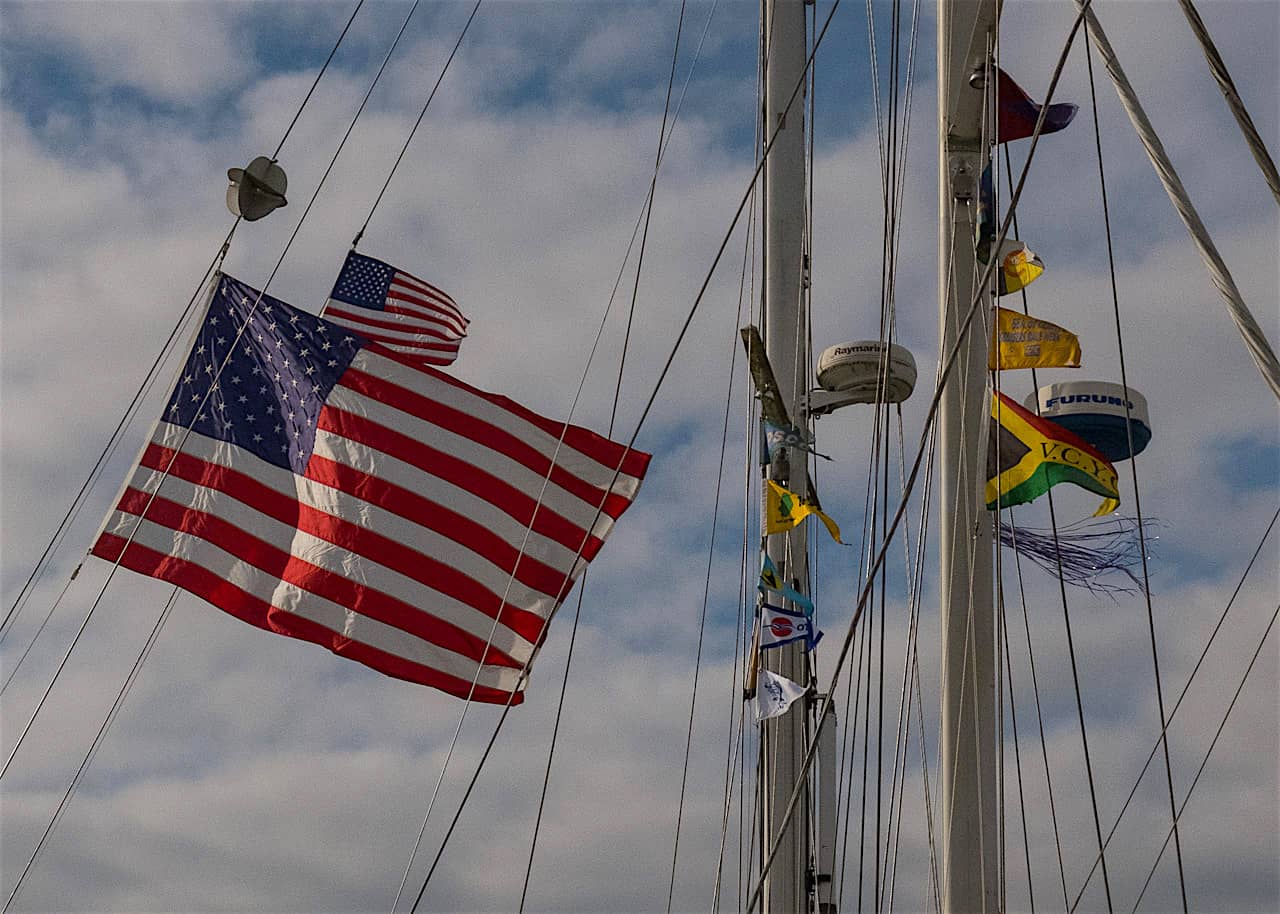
[93,275,649,704]
[324,250,468,367]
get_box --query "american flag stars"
[163,276,364,475]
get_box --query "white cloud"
[2,1,1276,912]
[4,1,253,104]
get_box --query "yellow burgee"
[765,480,843,544]
[997,240,1046,295]
[988,306,1082,371]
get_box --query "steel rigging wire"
[709,176,759,914]
[1067,504,1279,910]
[1081,28,1189,911]
[404,5,851,909]
[1126,603,1279,913]
[744,3,1102,906]
[1004,514,1072,907]
[992,50,1117,906]
[508,1,692,909]
[1,0,378,783]
[0,0,366,646]
[995,153,1073,912]
[1071,0,1280,402]
[389,4,731,909]
[1174,0,1280,206]
[3,2,493,904]
[995,576,1037,914]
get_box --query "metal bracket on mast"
[948,152,981,201]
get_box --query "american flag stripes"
[93,275,649,704]
[324,250,469,367]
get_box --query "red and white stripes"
[325,271,469,367]
[94,347,649,703]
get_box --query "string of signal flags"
[740,69,1156,692]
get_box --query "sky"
[1,1,1277,912]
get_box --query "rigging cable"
[0,240,224,647]
[270,0,366,161]
[834,575,870,912]
[873,7,903,902]
[1126,603,1280,913]
[664,247,742,913]
[1082,31,1189,912]
[0,0,367,646]
[833,0,911,868]
[998,145,1073,911]
[3,588,183,912]
[393,3,731,906]
[744,4,1100,906]
[710,181,758,914]
[1173,0,1280,206]
[1070,0,1280,402]
[876,0,926,905]
[513,1,693,908]
[352,0,480,245]
[405,5,850,907]
[995,575,1035,914]
[1067,504,1279,910]
[0,574,80,697]
[3,10,472,904]
[1006,514,1072,909]
[886,422,943,914]
[882,418,937,911]
[0,0,371,777]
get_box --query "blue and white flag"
[759,555,814,615]
[754,669,808,722]
[763,421,830,463]
[759,603,822,650]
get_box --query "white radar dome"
[1025,381,1151,462]
[816,341,917,404]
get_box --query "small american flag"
[93,274,649,704]
[324,250,468,367]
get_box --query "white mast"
[760,1,811,911]
[937,1,1000,912]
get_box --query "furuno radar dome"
[811,341,917,415]
[1025,381,1152,462]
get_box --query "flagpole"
[937,1,1000,912]
[760,2,811,912]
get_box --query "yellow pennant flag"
[996,240,1046,295]
[988,306,1082,371]
[765,480,843,544]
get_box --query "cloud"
[2,1,1276,912]
[3,1,252,105]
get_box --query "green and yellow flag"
[988,306,1082,371]
[765,480,843,543]
[987,391,1119,516]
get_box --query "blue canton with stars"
[165,275,366,475]
[330,251,397,311]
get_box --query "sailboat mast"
[937,1,1000,912]
[760,1,811,911]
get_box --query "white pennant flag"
[754,669,808,722]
